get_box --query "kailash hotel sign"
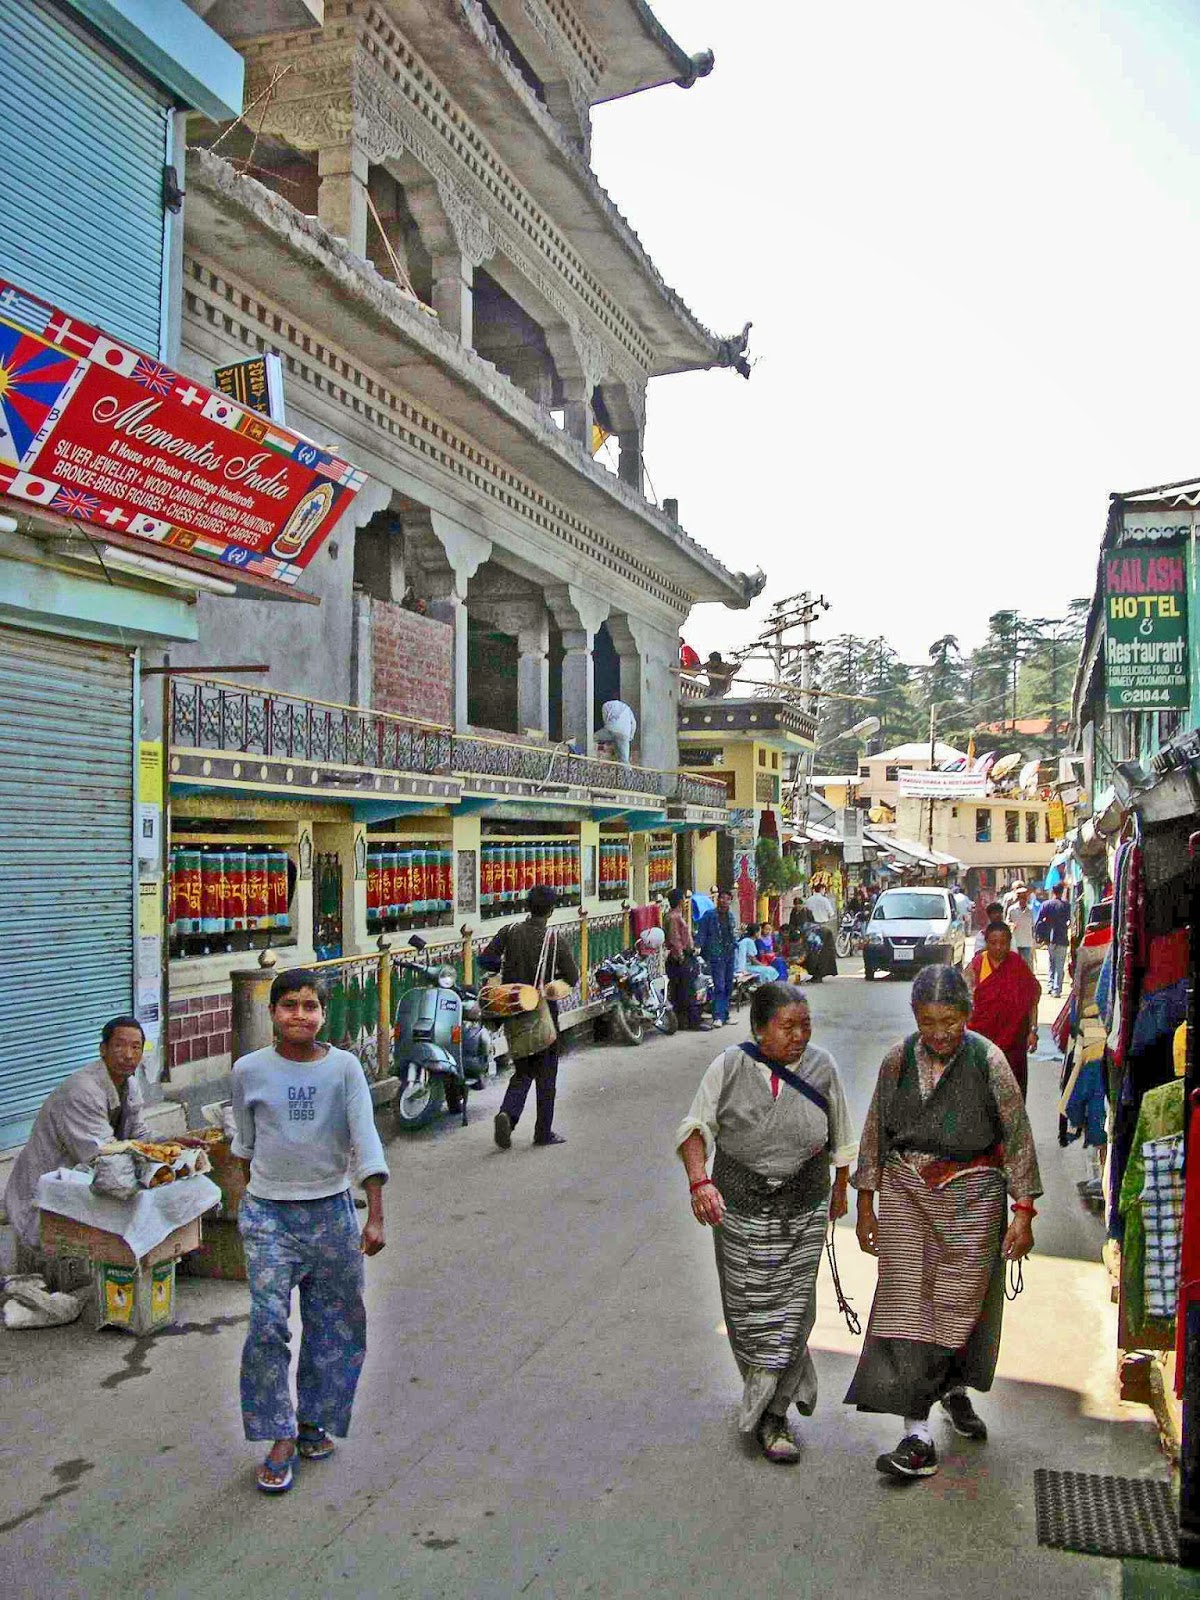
[1104,540,1189,711]
[0,278,365,584]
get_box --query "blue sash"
[740,1040,830,1119]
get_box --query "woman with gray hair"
[676,983,857,1463]
[845,964,1041,1481]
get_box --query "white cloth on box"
[5,1060,150,1250]
[35,1170,221,1263]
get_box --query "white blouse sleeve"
[824,1057,859,1169]
[674,1053,729,1161]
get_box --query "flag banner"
[0,276,366,582]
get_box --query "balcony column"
[617,428,643,490]
[425,510,491,733]
[516,616,550,737]
[318,137,368,257]
[561,377,592,449]
[547,584,608,755]
[431,251,473,347]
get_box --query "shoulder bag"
[504,927,559,1060]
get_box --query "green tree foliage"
[756,835,802,893]
[810,605,1088,770]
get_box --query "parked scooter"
[835,911,868,960]
[392,935,491,1131]
[593,944,676,1045]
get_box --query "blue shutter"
[0,0,170,355]
[0,627,134,1148]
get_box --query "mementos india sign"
[0,277,365,584]
[1104,542,1190,711]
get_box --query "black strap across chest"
[739,1040,830,1119]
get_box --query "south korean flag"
[201,393,241,429]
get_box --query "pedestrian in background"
[232,969,388,1495]
[847,964,1040,1480]
[483,884,579,1149]
[697,888,738,1026]
[973,901,1004,956]
[1005,887,1036,968]
[677,984,856,1463]
[665,887,704,1031]
[1035,884,1071,998]
[966,921,1042,1097]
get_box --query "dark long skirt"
[844,1159,1006,1420]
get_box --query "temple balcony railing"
[168,678,726,813]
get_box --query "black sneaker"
[940,1391,988,1440]
[875,1435,939,1479]
[533,1132,566,1146]
[493,1111,512,1150]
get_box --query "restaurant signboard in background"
[0,278,364,584]
[1104,541,1190,711]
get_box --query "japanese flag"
[88,335,139,376]
[10,470,59,503]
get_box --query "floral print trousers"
[238,1191,366,1442]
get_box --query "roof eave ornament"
[716,321,753,379]
[675,49,716,88]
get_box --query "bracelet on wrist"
[690,1178,714,1194]
[1012,1201,1037,1217]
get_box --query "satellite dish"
[991,753,1023,778]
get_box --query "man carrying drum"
[480,885,579,1150]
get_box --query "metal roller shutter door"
[0,0,170,354]
[0,626,134,1147]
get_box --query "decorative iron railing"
[171,677,452,774]
[171,677,684,802]
[670,771,730,807]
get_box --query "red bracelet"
[690,1178,714,1194]
[1012,1201,1037,1216]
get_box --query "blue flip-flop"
[297,1424,336,1461]
[256,1446,296,1493]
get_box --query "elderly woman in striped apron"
[846,964,1041,1480]
[677,983,857,1463]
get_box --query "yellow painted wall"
[693,830,718,895]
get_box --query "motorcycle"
[593,945,677,1045]
[835,912,869,961]
[391,935,492,1131]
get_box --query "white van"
[864,887,966,980]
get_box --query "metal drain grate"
[1034,1469,1178,1563]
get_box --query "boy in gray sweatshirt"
[232,968,388,1493]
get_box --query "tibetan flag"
[0,322,81,467]
[88,334,139,376]
[591,423,611,457]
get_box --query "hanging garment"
[1117,1079,1185,1337]
[1142,1134,1185,1321]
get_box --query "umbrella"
[991,753,1023,779]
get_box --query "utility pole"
[927,700,938,854]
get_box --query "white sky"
[590,0,1200,666]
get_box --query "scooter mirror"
[408,934,427,951]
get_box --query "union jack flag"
[51,487,103,519]
[131,356,178,396]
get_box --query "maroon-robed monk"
[966,921,1041,1097]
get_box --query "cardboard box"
[202,1138,248,1221]
[39,1210,201,1270]
[179,1218,246,1282]
[94,1260,176,1334]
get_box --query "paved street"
[0,971,1170,1600]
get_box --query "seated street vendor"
[5,1016,150,1265]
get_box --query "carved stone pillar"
[431,253,473,346]
[318,138,368,257]
[424,510,492,732]
[618,429,643,490]
[547,584,609,754]
[517,618,550,737]
[561,378,592,448]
